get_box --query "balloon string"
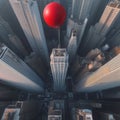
[58,28,61,48]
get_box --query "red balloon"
[43,2,66,28]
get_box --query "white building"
[50,48,69,91]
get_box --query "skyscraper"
[82,2,120,54]
[67,29,77,63]
[0,45,44,92]
[0,16,28,57]
[9,0,49,65]
[74,53,120,92]
[50,48,69,91]
[71,0,94,22]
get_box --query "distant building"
[72,108,93,120]
[48,100,64,120]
